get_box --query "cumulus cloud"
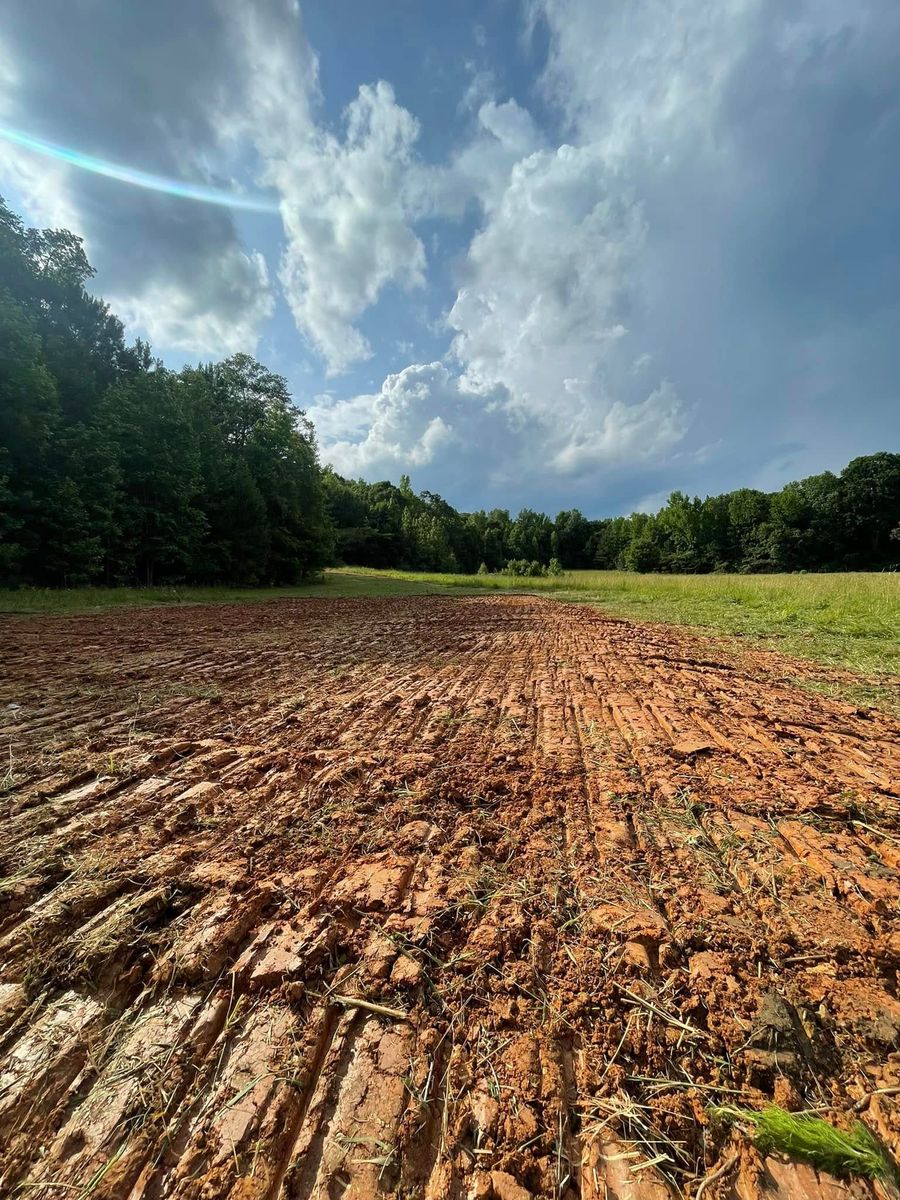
[536,0,757,158]
[379,91,687,488]
[413,98,543,218]
[385,0,899,503]
[310,363,688,513]
[110,249,273,358]
[224,6,426,374]
[315,78,690,492]
[527,0,900,493]
[314,0,900,509]
[319,10,704,490]
[450,145,649,407]
[275,82,426,375]
[549,381,686,475]
[309,362,484,478]
[310,360,686,507]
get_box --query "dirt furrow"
[1,594,898,1198]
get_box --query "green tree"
[837,453,900,568]
[102,367,206,584]
[553,509,593,568]
[509,509,553,563]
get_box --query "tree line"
[322,458,900,575]
[1,197,898,586]
[1,198,331,586]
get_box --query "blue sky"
[1,0,899,516]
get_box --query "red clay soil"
[0,595,898,1200]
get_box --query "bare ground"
[0,595,898,1199]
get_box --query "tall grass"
[3,568,897,702]
[335,567,900,683]
[713,1106,898,1185]
[0,572,454,615]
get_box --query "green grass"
[337,567,900,685]
[3,567,898,710]
[713,1105,898,1185]
[0,572,462,615]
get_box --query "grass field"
[0,572,456,615]
[335,567,900,695]
[3,567,897,707]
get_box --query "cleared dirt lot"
[1,595,898,1199]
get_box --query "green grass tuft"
[0,572,464,615]
[713,1105,899,1184]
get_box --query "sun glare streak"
[0,125,280,213]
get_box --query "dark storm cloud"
[0,0,275,354]
[539,0,900,505]
[721,7,900,328]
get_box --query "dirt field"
[1,595,898,1199]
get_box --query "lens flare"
[0,125,279,213]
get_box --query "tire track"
[1,595,898,1197]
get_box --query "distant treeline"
[324,456,900,575]
[1,197,898,586]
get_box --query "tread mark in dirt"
[1,595,899,1198]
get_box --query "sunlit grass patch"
[336,567,900,690]
[3,567,898,712]
[713,1105,898,1185]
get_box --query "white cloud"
[275,82,426,375]
[0,144,82,236]
[536,0,758,159]
[450,144,644,406]
[111,248,274,358]
[412,98,542,219]
[306,36,694,491]
[549,380,685,474]
[0,1,698,482]
[310,357,686,501]
[215,0,319,151]
[0,17,276,363]
[0,39,81,232]
[439,136,687,476]
[306,0,900,505]
[309,362,471,477]
[314,6,699,490]
[224,5,426,374]
[0,125,275,359]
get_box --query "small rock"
[489,1170,533,1200]
[390,954,423,987]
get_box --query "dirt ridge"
[1,594,898,1198]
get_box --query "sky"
[1,0,899,517]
